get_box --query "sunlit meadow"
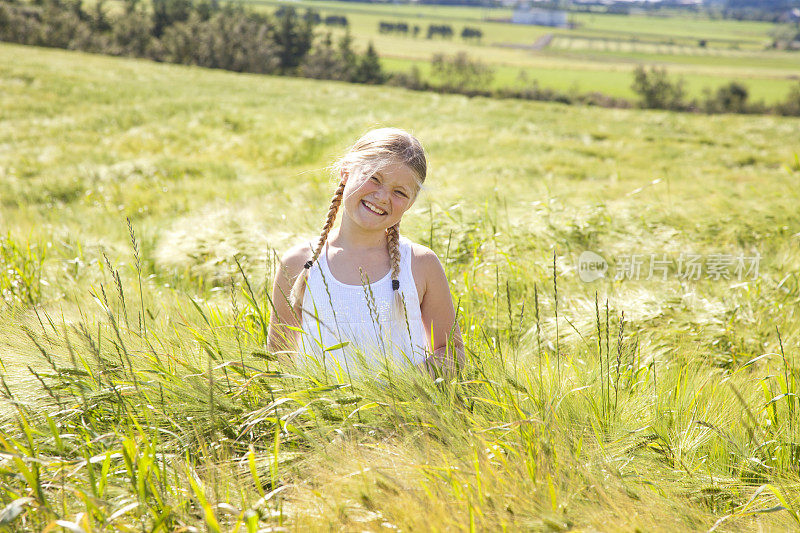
[1,42,800,531]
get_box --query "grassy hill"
[1,42,800,530]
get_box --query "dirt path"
[532,33,554,50]
[493,33,554,51]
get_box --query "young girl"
[267,127,463,376]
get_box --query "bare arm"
[417,249,464,377]
[267,245,311,355]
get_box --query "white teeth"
[363,201,386,215]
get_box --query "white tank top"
[300,236,429,373]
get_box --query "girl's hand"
[418,344,463,378]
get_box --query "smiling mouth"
[362,200,387,216]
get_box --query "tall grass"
[1,218,798,530]
[0,234,45,307]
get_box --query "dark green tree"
[299,32,337,79]
[354,41,384,84]
[195,0,219,22]
[631,65,686,110]
[152,0,192,37]
[337,28,357,78]
[714,82,749,113]
[272,6,314,73]
[91,0,111,32]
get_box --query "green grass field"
[251,0,777,45]
[231,0,800,103]
[2,42,800,530]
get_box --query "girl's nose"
[374,186,390,203]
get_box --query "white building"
[512,7,568,27]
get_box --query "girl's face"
[341,160,419,233]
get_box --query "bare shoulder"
[409,241,445,273]
[407,241,455,331]
[278,241,314,280]
[407,241,448,300]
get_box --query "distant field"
[383,56,798,103]
[241,0,800,103]
[569,11,776,44]
[251,0,776,44]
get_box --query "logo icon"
[578,251,608,283]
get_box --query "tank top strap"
[314,241,338,288]
[398,236,414,282]
[317,241,329,270]
[397,237,422,317]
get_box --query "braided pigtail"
[290,179,346,319]
[386,222,405,322]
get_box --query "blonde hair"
[290,127,427,320]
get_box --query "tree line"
[391,59,800,116]
[630,66,800,116]
[298,10,349,27]
[378,21,482,41]
[0,0,380,82]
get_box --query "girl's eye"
[395,190,408,198]
[369,176,380,183]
